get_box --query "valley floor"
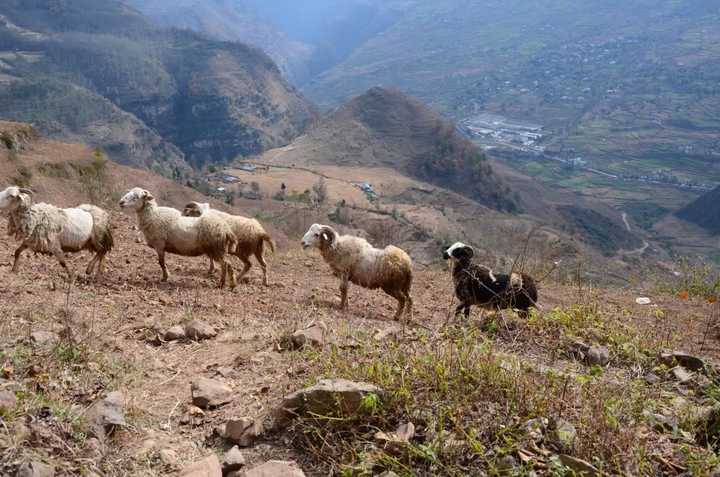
[1,213,720,475]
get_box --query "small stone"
[497,454,518,473]
[671,366,693,384]
[290,324,326,349]
[179,454,222,477]
[0,390,17,412]
[244,460,306,477]
[661,352,705,372]
[275,379,382,427]
[16,461,55,477]
[549,418,576,451]
[222,446,245,472]
[225,417,263,447]
[29,331,59,346]
[185,320,217,341]
[190,378,233,409]
[373,328,399,341]
[558,454,602,476]
[164,325,186,341]
[586,346,610,366]
[525,418,547,442]
[643,410,678,432]
[84,391,126,440]
[159,448,179,466]
[644,372,661,384]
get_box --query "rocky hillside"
[262,87,518,212]
[0,0,316,173]
[2,122,720,477]
[677,185,720,235]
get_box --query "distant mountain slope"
[264,87,517,212]
[0,0,316,172]
[303,0,720,177]
[676,186,720,235]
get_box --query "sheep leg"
[254,249,269,286]
[339,275,350,310]
[454,303,466,318]
[392,293,407,322]
[236,257,252,283]
[157,249,169,281]
[405,294,414,322]
[219,260,227,289]
[85,253,100,276]
[207,259,216,276]
[11,243,28,273]
[51,246,73,282]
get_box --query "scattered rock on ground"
[275,379,382,426]
[586,346,610,366]
[84,391,126,440]
[244,460,306,477]
[525,418,547,442]
[185,320,217,341]
[159,448,179,466]
[222,446,245,472]
[496,454,518,473]
[0,390,17,412]
[549,418,576,451]
[671,366,693,384]
[164,325,186,341]
[643,410,678,432]
[179,454,222,477]
[225,417,263,447]
[16,461,55,477]
[290,323,326,349]
[558,454,602,476]
[28,331,59,346]
[373,328,399,341]
[191,378,233,409]
[696,405,720,446]
[661,351,705,372]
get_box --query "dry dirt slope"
[2,123,720,475]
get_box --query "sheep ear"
[465,247,475,258]
[143,191,154,201]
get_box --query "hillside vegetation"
[0,0,316,173]
[677,186,720,235]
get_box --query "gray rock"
[159,448,179,466]
[558,454,602,476]
[244,460,306,477]
[661,351,705,372]
[164,325,186,341]
[16,461,55,477]
[275,379,381,426]
[222,446,245,472]
[373,328,399,341]
[191,378,233,409]
[29,331,59,346]
[671,366,693,384]
[549,418,576,451]
[696,405,720,446]
[291,324,326,349]
[644,372,661,384]
[586,346,610,366]
[185,320,217,341]
[642,410,678,432]
[525,418,547,442]
[0,390,17,412]
[497,454,518,473]
[84,391,126,440]
[225,417,263,447]
[179,454,222,477]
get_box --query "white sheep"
[0,186,114,279]
[301,223,413,321]
[183,202,275,286]
[118,188,237,289]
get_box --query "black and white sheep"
[0,186,114,279]
[182,202,275,286]
[302,224,413,321]
[443,242,538,319]
[119,188,237,289]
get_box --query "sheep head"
[302,223,336,250]
[0,186,33,212]
[119,187,154,211]
[443,242,474,262]
[182,202,210,217]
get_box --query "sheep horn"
[319,225,337,243]
[19,188,34,196]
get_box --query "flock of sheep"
[0,186,539,321]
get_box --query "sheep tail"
[261,233,275,255]
[79,204,114,253]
